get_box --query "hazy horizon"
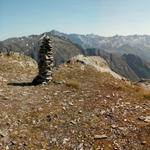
[2,29,150,41]
[1,0,150,40]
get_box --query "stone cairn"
[32,36,54,85]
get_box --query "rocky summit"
[32,36,54,85]
[0,53,150,149]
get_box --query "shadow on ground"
[7,82,37,86]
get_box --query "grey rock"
[78,99,84,102]
[100,110,106,115]
[63,138,70,144]
[106,95,111,98]
[70,120,76,125]
[144,116,150,123]
[141,141,147,145]
[111,124,118,129]
[78,143,84,149]
[0,136,10,145]
[138,116,150,122]
[78,110,82,114]
[0,129,8,137]
[69,102,74,106]
[94,134,107,139]
[51,138,57,143]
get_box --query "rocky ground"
[0,53,150,150]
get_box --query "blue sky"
[1,0,150,40]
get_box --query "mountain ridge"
[1,30,150,82]
[83,48,139,81]
[50,30,150,62]
[0,32,82,66]
[50,29,150,38]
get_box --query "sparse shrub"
[47,80,57,85]
[113,85,123,91]
[66,80,81,89]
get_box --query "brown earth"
[0,53,150,150]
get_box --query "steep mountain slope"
[0,33,81,66]
[50,30,150,62]
[0,53,150,149]
[82,48,150,81]
[122,54,150,79]
[82,48,139,81]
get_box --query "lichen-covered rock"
[32,36,54,85]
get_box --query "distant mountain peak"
[50,29,60,34]
[50,30,64,37]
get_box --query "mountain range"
[1,30,150,81]
[0,32,81,66]
[51,30,150,62]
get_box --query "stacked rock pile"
[32,36,54,85]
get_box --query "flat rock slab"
[94,134,107,140]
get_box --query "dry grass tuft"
[106,81,150,100]
[66,80,81,89]
[143,91,150,100]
